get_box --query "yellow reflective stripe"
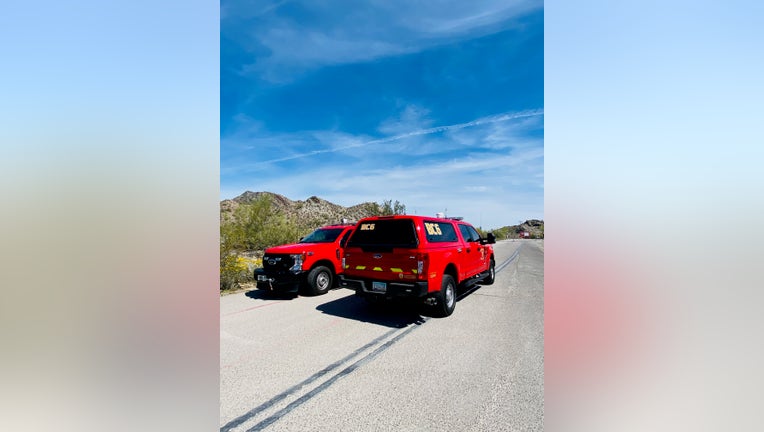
[411,269,418,274]
[390,268,403,273]
[373,267,383,271]
[355,265,366,270]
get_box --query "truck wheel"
[483,258,495,285]
[306,266,333,296]
[432,274,456,317]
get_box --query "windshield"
[299,228,345,243]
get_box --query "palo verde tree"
[360,199,407,217]
[220,195,300,290]
[379,199,406,216]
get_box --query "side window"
[339,229,352,247]
[458,224,474,242]
[424,221,458,243]
[467,226,482,243]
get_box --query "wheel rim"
[317,272,330,290]
[445,282,455,308]
[490,264,495,279]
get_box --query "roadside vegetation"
[365,199,407,216]
[219,195,406,291]
[220,195,303,291]
[488,220,544,240]
[219,194,543,291]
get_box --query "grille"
[262,254,295,273]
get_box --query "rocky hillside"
[221,191,543,239]
[492,219,544,239]
[220,191,381,231]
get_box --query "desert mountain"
[220,191,382,230]
[493,219,544,239]
[221,191,543,238]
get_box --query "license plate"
[257,275,268,281]
[371,281,387,293]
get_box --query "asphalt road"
[220,239,543,431]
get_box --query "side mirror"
[486,232,496,244]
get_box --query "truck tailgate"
[344,249,420,281]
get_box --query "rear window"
[423,221,459,243]
[347,219,418,250]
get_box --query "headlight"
[289,253,304,272]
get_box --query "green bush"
[219,195,409,291]
[362,199,406,216]
[220,195,300,290]
[221,255,262,291]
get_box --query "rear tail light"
[416,253,426,280]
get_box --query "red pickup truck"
[255,223,355,296]
[339,215,496,317]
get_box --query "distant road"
[220,239,544,432]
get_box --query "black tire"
[306,266,333,296]
[432,274,457,317]
[482,258,495,285]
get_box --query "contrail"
[255,108,543,165]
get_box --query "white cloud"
[464,186,490,193]
[377,105,433,135]
[225,144,543,229]
[221,108,542,175]
[400,0,540,36]
[242,27,408,82]
[227,0,542,81]
[220,0,544,227]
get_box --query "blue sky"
[221,0,543,230]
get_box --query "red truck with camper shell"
[255,223,355,296]
[339,214,496,317]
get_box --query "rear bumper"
[254,268,306,293]
[338,275,429,298]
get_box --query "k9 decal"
[424,222,442,236]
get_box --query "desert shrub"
[219,195,408,290]
[361,199,406,216]
[220,255,246,291]
[380,199,406,216]
[220,195,301,290]
[220,255,262,291]
[491,226,511,239]
[221,195,302,250]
